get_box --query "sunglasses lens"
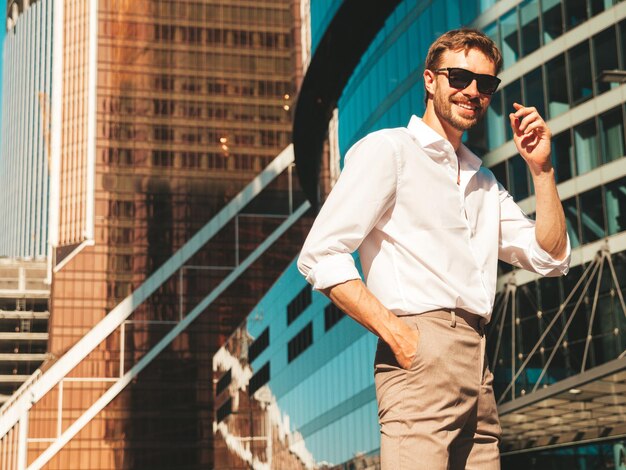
[447,69,472,89]
[446,68,500,95]
[476,76,499,94]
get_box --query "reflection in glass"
[545,54,569,118]
[503,80,521,141]
[520,0,540,56]
[542,0,564,43]
[563,197,581,248]
[580,188,606,244]
[523,66,545,119]
[593,27,619,94]
[508,156,530,201]
[606,178,626,235]
[599,107,625,164]
[500,9,520,69]
[569,41,593,105]
[565,0,588,30]
[486,91,505,150]
[574,119,599,175]
[552,130,574,183]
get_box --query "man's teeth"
[456,102,476,110]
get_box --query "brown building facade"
[0,0,312,468]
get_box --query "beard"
[433,90,487,131]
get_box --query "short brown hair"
[425,28,503,74]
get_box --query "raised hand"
[509,102,552,174]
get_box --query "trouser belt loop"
[450,310,456,328]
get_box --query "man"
[297,29,570,469]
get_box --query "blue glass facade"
[214,1,626,467]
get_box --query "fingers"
[510,102,550,136]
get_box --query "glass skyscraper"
[214,1,626,468]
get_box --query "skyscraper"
[0,0,311,468]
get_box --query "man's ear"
[423,69,436,97]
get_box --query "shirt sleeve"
[297,131,400,290]
[498,184,571,277]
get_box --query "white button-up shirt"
[297,116,570,321]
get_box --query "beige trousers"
[374,309,501,470]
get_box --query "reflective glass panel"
[552,130,574,183]
[563,196,581,248]
[565,0,588,30]
[545,54,569,118]
[574,119,599,175]
[503,80,522,141]
[486,90,505,150]
[522,67,545,118]
[593,27,619,94]
[599,107,625,164]
[580,187,606,243]
[605,177,626,236]
[541,0,564,44]
[569,41,593,105]
[520,0,541,56]
[508,156,530,201]
[500,9,520,69]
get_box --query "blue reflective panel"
[580,187,606,244]
[503,79,521,141]
[545,54,569,119]
[563,197,581,248]
[551,130,574,183]
[522,66,546,119]
[486,90,505,150]
[605,177,626,236]
[599,107,625,164]
[574,119,599,175]
[500,8,520,69]
[431,0,447,38]
[569,41,593,105]
[541,0,564,44]
[519,0,541,56]
[446,0,461,29]
[593,27,619,95]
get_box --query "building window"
[574,119,599,175]
[288,322,313,363]
[522,66,545,119]
[593,27,619,95]
[599,107,625,164]
[287,285,312,325]
[580,187,606,244]
[520,0,540,57]
[248,362,270,396]
[503,79,521,141]
[508,156,530,201]
[500,8,520,69]
[216,398,232,423]
[565,0,588,30]
[248,327,269,363]
[552,130,574,183]
[546,54,569,119]
[324,303,344,332]
[605,177,626,236]
[563,196,581,249]
[542,0,564,43]
[216,369,231,396]
[568,41,593,105]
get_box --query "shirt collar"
[406,115,483,171]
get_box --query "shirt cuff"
[305,254,361,290]
[529,235,571,277]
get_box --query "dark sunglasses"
[434,67,501,95]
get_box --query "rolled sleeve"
[297,131,400,290]
[498,186,571,277]
[303,253,361,290]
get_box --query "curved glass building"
[213,1,626,468]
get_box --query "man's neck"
[422,106,463,151]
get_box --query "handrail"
[0,145,295,438]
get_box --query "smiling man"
[297,29,570,469]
